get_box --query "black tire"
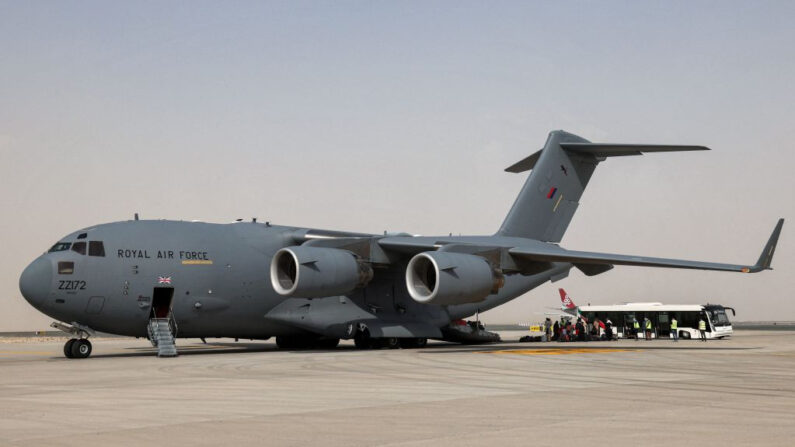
[680,331,691,340]
[353,329,371,349]
[399,338,428,349]
[384,338,400,349]
[63,339,77,358]
[314,338,340,349]
[276,336,302,350]
[71,339,92,359]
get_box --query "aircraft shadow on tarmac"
[58,340,756,360]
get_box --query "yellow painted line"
[553,194,564,212]
[483,348,638,356]
[182,260,213,265]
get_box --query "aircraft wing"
[509,218,784,274]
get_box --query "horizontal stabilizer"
[505,150,542,173]
[560,143,709,157]
[504,142,709,173]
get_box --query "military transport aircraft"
[19,130,784,358]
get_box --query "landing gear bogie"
[399,338,428,349]
[64,338,92,359]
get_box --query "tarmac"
[1,330,795,446]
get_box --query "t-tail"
[497,130,709,242]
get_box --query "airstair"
[147,318,178,357]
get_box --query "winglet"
[750,218,784,272]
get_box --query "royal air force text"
[117,249,210,261]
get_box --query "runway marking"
[483,348,639,356]
[0,351,55,356]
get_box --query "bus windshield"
[708,308,731,326]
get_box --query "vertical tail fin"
[497,131,597,242]
[559,288,576,310]
[497,130,708,242]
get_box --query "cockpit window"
[58,261,74,274]
[89,241,105,257]
[48,242,71,253]
[71,241,87,255]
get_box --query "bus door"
[624,313,636,338]
[658,312,670,338]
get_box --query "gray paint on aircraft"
[18,130,784,354]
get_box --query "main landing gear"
[63,338,92,359]
[51,321,94,359]
[352,327,428,350]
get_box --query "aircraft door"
[151,287,174,319]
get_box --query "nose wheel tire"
[67,339,92,359]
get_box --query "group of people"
[544,317,614,342]
[542,316,709,342]
[627,317,656,341]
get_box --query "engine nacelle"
[405,251,504,306]
[270,246,373,298]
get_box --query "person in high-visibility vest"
[698,318,707,342]
[632,319,640,341]
[644,317,653,340]
[670,317,678,342]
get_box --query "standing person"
[633,319,640,341]
[670,317,678,342]
[699,317,707,342]
[552,320,560,341]
[645,317,653,341]
[544,318,552,342]
[605,319,613,340]
[575,319,585,342]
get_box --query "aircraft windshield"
[708,309,731,326]
[48,242,71,253]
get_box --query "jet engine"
[405,251,504,306]
[270,246,373,298]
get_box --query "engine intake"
[270,246,373,298]
[405,251,503,305]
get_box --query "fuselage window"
[89,241,105,257]
[77,233,87,239]
[58,261,74,274]
[71,241,87,255]
[48,242,71,253]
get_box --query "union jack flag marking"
[158,276,172,285]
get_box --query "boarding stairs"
[147,318,178,357]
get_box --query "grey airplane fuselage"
[23,220,567,339]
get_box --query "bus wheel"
[679,331,691,340]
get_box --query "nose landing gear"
[51,321,95,359]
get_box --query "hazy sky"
[1,1,793,331]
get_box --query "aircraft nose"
[19,257,52,306]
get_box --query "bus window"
[89,241,105,257]
[71,242,87,255]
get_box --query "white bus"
[578,303,735,340]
